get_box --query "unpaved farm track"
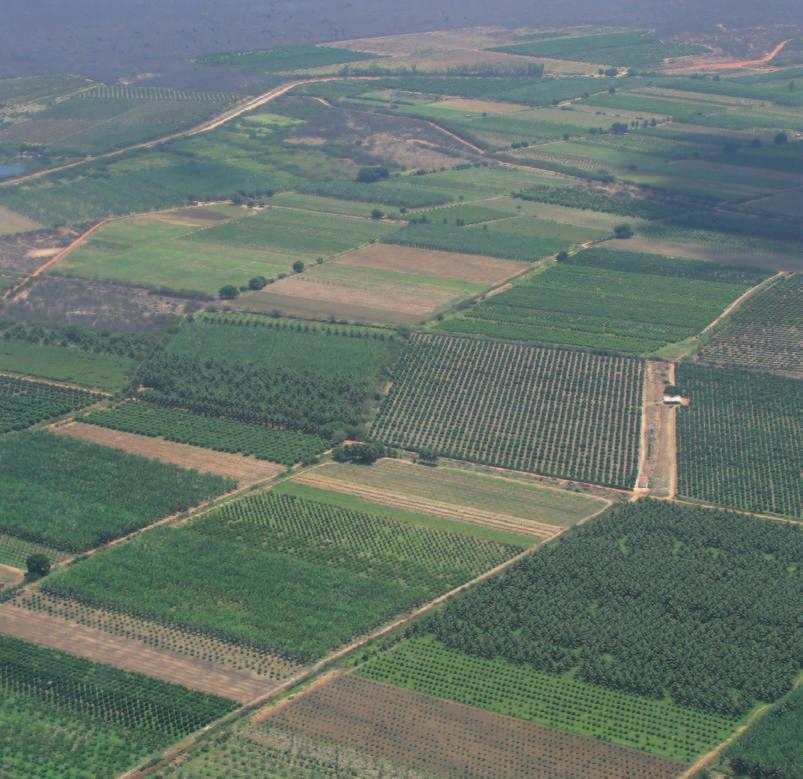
[292,473,561,540]
[0,603,278,703]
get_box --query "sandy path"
[700,272,788,338]
[703,39,792,71]
[54,421,283,484]
[637,361,677,499]
[0,603,277,703]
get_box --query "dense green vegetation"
[135,316,398,439]
[0,375,101,433]
[0,430,232,552]
[676,364,801,517]
[45,490,516,662]
[359,637,736,762]
[0,634,235,779]
[723,685,803,779]
[299,179,454,208]
[514,184,670,219]
[415,501,801,717]
[198,44,379,71]
[84,401,328,465]
[374,333,643,488]
[384,221,567,260]
[438,248,755,353]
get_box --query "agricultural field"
[137,314,398,439]
[54,204,395,296]
[198,44,380,72]
[242,242,522,325]
[437,248,766,353]
[373,333,643,488]
[42,487,520,663]
[696,273,802,378]
[0,633,236,779]
[0,429,232,553]
[0,374,101,432]
[719,685,803,779]
[361,501,801,761]
[83,400,328,465]
[675,364,801,517]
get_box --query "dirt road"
[699,39,791,71]
[637,361,677,499]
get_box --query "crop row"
[0,375,101,433]
[77,85,235,102]
[84,401,328,465]
[373,333,643,488]
[676,364,800,517]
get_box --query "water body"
[0,163,23,179]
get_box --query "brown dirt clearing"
[0,603,278,703]
[54,422,283,484]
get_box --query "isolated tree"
[248,276,267,290]
[556,250,569,263]
[26,554,50,578]
[292,260,305,274]
[218,285,239,300]
[333,443,381,465]
[610,122,628,135]
[614,224,634,239]
[774,132,788,145]
[371,208,384,220]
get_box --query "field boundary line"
[122,504,607,778]
[0,370,113,397]
[670,497,803,526]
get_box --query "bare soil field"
[0,602,277,703]
[292,472,561,541]
[3,274,183,332]
[241,273,455,325]
[338,243,522,284]
[267,674,687,779]
[329,27,530,56]
[637,360,677,499]
[0,205,40,235]
[54,422,284,484]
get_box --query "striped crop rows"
[373,333,643,488]
[77,85,235,102]
[0,375,101,433]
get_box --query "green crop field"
[360,500,801,758]
[437,248,762,353]
[198,44,379,71]
[676,364,801,517]
[44,489,518,663]
[0,430,232,553]
[721,685,803,779]
[696,274,802,377]
[56,206,394,295]
[0,634,235,779]
[83,401,328,465]
[136,315,398,439]
[359,637,736,762]
[0,375,102,433]
[373,333,643,488]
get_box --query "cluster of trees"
[356,166,390,184]
[0,321,161,361]
[419,501,801,717]
[134,353,370,440]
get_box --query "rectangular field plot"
[0,532,67,571]
[676,364,801,517]
[696,273,802,378]
[43,489,519,664]
[259,674,687,779]
[0,634,235,779]
[0,430,233,553]
[240,243,522,325]
[82,401,327,465]
[365,501,801,761]
[437,248,764,353]
[0,374,102,432]
[291,459,607,540]
[141,314,398,440]
[373,333,643,488]
[54,205,393,296]
[0,337,136,392]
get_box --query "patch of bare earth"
[637,361,677,499]
[266,674,687,779]
[293,472,559,541]
[0,224,87,276]
[0,602,277,703]
[54,422,283,484]
[337,243,522,284]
